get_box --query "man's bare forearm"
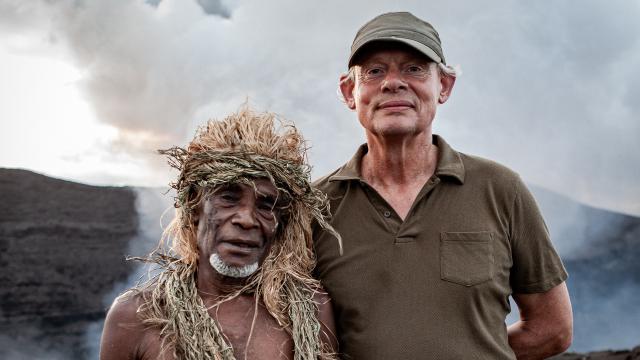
[508,283,573,360]
[508,319,571,360]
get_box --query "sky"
[0,0,639,216]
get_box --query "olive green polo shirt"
[313,135,568,360]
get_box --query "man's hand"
[508,282,573,360]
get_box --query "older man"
[100,107,339,359]
[313,12,572,360]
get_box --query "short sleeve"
[509,176,568,294]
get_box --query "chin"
[209,253,260,278]
[373,124,420,137]
[370,116,421,136]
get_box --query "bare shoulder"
[313,288,338,353]
[100,292,147,360]
[108,292,144,324]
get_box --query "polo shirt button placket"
[383,210,391,218]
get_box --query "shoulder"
[313,166,354,205]
[459,152,520,184]
[457,152,532,200]
[312,167,344,195]
[100,291,148,359]
[452,152,532,210]
[312,168,351,222]
[103,291,146,335]
[435,134,520,188]
[109,291,144,318]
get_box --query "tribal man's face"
[196,178,281,278]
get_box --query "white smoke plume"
[1,0,638,215]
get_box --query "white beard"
[209,253,259,278]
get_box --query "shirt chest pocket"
[440,231,494,287]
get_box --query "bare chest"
[213,300,294,360]
[137,299,293,360]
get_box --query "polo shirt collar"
[327,144,366,181]
[328,134,465,184]
[433,134,465,184]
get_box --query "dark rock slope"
[0,168,137,358]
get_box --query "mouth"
[377,100,414,111]
[218,239,262,254]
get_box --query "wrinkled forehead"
[211,177,279,197]
[351,40,434,67]
[209,178,296,211]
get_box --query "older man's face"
[342,44,452,138]
[196,178,281,278]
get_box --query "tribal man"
[100,107,340,360]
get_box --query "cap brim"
[349,37,443,67]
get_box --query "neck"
[362,131,438,187]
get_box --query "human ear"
[438,73,456,104]
[339,73,356,110]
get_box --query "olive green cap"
[348,12,446,67]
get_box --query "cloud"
[0,0,638,215]
[195,0,232,18]
[433,0,640,215]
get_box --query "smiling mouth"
[377,100,414,111]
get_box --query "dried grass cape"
[134,108,341,360]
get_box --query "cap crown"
[349,12,445,67]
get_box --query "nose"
[381,68,407,92]
[231,202,260,229]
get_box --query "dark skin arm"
[508,282,573,359]
[315,290,339,354]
